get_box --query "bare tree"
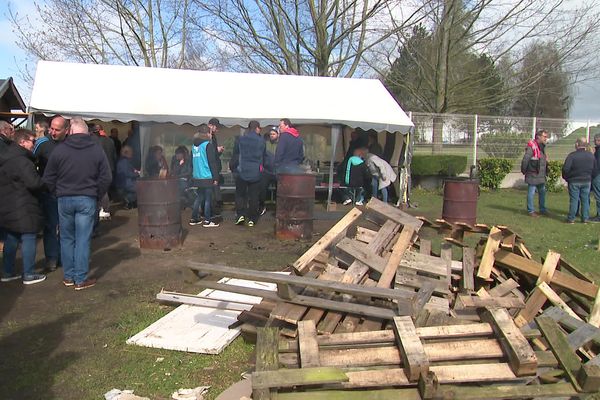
[10,0,205,73]
[192,0,428,77]
[379,0,600,152]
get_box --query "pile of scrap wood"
[163,198,600,399]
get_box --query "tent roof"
[0,77,26,113]
[30,61,413,133]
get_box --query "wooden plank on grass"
[476,226,503,279]
[377,226,415,289]
[537,250,560,284]
[419,239,432,255]
[480,307,538,376]
[253,367,348,389]
[292,208,362,274]
[495,250,599,298]
[365,197,423,230]
[456,295,525,309]
[393,316,429,381]
[254,327,279,400]
[194,281,397,320]
[589,288,600,328]
[536,316,583,391]
[190,262,408,302]
[537,281,582,321]
[461,247,475,292]
[334,238,388,273]
[298,320,320,368]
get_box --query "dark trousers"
[259,173,276,208]
[41,192,60,263]
[235,176,261,222]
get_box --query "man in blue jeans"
[591,134,600,222]
[190,124,219,228]
[0,129,47,284]
[521,129,549,217]
[562,138,596,224]
[43,118,112,290]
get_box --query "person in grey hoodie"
[42,117,112,290]
[562,137,596,223]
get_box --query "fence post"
[587,120,591,143]
[532,117,537,139]
[473,114,478,168]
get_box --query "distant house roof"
[0,77,26,113]
[30,61,413,133]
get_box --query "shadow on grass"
[90,241,141,281]
[487,204,567,222]
[0,313,81,399]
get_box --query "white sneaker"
[99,209,111,219]
[342,199,352,206]
[355,200,364,206]
[203,221,220,228]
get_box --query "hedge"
[477,158,512,190]
[411,155,467,176]
[546,160,564,192]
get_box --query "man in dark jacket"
[33,115,69,272]
[274,118,303,173]
[91,124,117,220]
[208,118,224,216]
[562,138,596,223]
[190,125,219,227]
[591,134,600,222]
[43,117,112,290]
[521,129,549,217]
[0,129,46,284]
[0,120,15,153]
[115,145,140,209]
[232,121,266,227]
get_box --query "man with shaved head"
[43,117,112,290]
[34,115,70,273]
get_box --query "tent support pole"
[327,125,342,211]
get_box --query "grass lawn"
[1,190,599,399]
[410,187,600,280]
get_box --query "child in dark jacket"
[342,148,371,206]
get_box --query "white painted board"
[127,277,277,354]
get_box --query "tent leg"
[327,125,341,211]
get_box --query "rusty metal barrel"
[442,178,479,226]
[136,178,182,249]
[276,173,316,240]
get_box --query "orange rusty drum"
[276,173,316,240]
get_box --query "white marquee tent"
[29,61,414,205]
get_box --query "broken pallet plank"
[298,321,320,368]
[480,307,538,376]
[461,247,475,292]
[476,226,503,279]
[254,327,280,400]
[292,208,362,274]
[393,316,429,381]
[253,367,349,389]
[365,197,423,230]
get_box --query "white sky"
[0,0,598,120]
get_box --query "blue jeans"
[41,192,60,263]
[371,178,389,203]
[527,183,547,214]
[192,187,213,221]
[568,183,591,222]
[592,175,600,217]
[58,196,97,284]
[2,231,37,278]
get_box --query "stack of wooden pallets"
[171,198,600,399]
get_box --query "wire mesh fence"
[411,112,600,173]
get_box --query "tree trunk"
[432,0,453,153]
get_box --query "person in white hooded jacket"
[365,152,397,203]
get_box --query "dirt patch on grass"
[0,205,338,399]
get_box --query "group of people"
[521,129,600,223]
[0,117,112,289]
[338,130,397,206]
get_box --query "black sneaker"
[235,215,245,225]
[189,218,203,226]
[23,274,47,285]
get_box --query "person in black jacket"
[170,145,192,209]
[232,121,266,227]
[0,129,47,284]
[208,118,225,216]
[91,124,117,220]
[562,138,596,223]
[43,117,112,290]
[33,115,69,272]
[342,147,371,206]
[115,145,140,209]
[0,120,14,153]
